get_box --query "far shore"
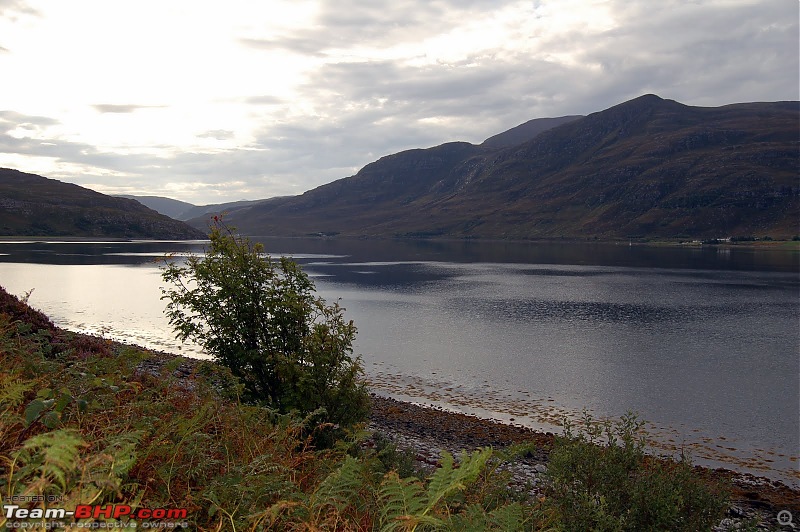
[1,233,798,252]
[0,235,210,242]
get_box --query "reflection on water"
[0,238,797,485]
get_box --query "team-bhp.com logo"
[3,503,189,528]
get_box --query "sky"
[0,0,797,205]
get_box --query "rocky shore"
[73,344,800,530]
[366,393,800,530]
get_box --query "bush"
[160,220,369,431]
[545,412,729,531]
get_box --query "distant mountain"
[117,195,196,220]
[0,169,206,239]
[121,194,269,223]
[179,199,269,222]
[481,115,583,148]
[213,95,799,240]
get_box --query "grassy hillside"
[0,168,205,239]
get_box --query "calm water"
[0,238,797,485]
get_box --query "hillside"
[178,198,270,222]
[481,115,583,148]
[117,195,196,220]
[0,168,206,239]
[120,195,270,222]
[214,95,799,240]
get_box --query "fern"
[310,455,365,513]
[96,431,141,480]
[0,375,32,411]
[487,502,526,530]
[10,429,84,493]
[0,375,32,444]
[425,449,491,515]
[379,471,428,530]
[379,448,493,532]
[444,502,527,531]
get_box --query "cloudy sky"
[0,0,797,205]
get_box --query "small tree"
[160,220,369,430]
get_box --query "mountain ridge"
[481,115,583,148]
[207,95,799,240]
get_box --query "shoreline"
[365,368,800,489]
[4,234,797,251]
[139,349,800,517]
[16,322,800,515]
[366,394,800,515]
[3,280,798,525]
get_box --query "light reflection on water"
[0,239,797,485]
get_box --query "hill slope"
[179,199,270,222]
[481,115,583,148]
[120,195,270,222]
[218,95,799,240]
[0,168,206,239]
[117,195,197,220]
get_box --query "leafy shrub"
[160,220,369,431]
[545,412,729,531]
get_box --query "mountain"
[179,199,270,222]
[0,168,206,239]
[481,115,583,148]
[117,195,196,220]
[120,194,271,223]
[213,95,799,240]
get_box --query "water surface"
[0,238,797,484]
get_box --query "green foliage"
[372,431,425,479]
[375,448,532,531]
[266,447,530,531]
[3,428,140,511]
[545,412,729,531]
[160,220,369,430]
